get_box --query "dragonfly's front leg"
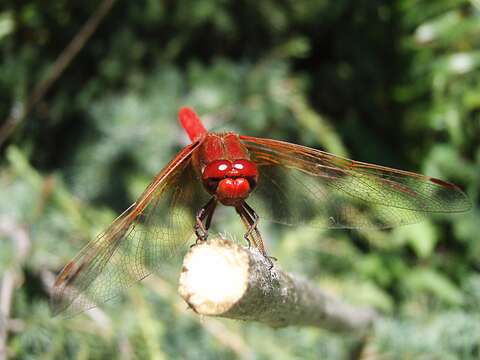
[193,197,217,245]
[235,201,276,269]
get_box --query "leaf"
[394,222,437,259]
[405,268,464,305]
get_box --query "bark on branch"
[178,238,378,332]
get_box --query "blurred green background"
[1,0,479,359]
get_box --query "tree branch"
[0,0,116,146]
[178,238,379,332]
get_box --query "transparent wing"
[51,141,209,316]
[240,136,471,229]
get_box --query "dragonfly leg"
[193,197,217,245]
[235,202,256,249]
[243,209,258,249]
[236,201,276,269]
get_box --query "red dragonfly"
[51,107,471,315]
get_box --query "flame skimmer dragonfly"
[51,107,471,316]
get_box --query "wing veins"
[242,136,469,213]
[51,141,202,315]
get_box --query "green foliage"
[0,0,479,358]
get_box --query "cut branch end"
[178,238,378,332]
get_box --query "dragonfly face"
[191,131,259,206]
[202,158,259,206]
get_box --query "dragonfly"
[51,107,471,316]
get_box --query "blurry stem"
[6,147,98,239]
[0,0,116,146]
[286,84,349,157]
[0,270,14,360]
[129,290,166,360]
[0,218,31,360]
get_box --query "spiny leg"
[242,201,277,262]
[235,204,254,249]
[237,202,259,249]
[235,201,276,269]
[193,197,217,245]
[243,201,278,264]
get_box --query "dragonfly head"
[202,159,258,206]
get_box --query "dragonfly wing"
[240,136,471,229]
[51,141,209,316]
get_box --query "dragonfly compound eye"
[203,160,231,179]
[232,160,258,190]
[202,160,231,194]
